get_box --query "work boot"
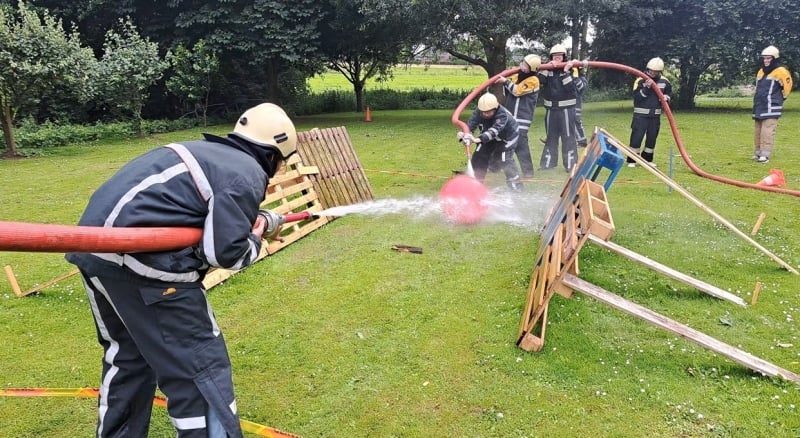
[506,176,524,192]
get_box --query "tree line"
[1,0,797,156]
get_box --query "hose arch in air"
[451,60,800,197]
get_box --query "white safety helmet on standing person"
[549,44,567,56]
[761,45,779,59]
[477,93,499,112]
[232,103,298,176]
[646,57,665,72]
[522,54,541,73]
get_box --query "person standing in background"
[627,57,671,167]
[752,45,792,163]
[538,44,581,172]
[495,54,541,178]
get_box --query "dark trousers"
[629,115,661,162]
[514,128,535,177]
[81,271,242,438]
[574,105,587,146]
[471,140,520,182]
[540,106,578,171]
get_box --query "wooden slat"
[587,235,747,307]
[561,273,800,382]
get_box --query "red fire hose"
[452,60,800,197]
[0,211,313,253]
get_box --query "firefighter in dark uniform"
[539,44,581,172]
[457,93,523,191]
[495,54,541,178]
[752,45,792,163]
[66,103,297,437]
[627,57,672,167]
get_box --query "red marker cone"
[756,168,785,187]
[365,106,372,122]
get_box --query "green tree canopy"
[95,18,168,137]
[166,40,220,126]
[318,0,420,112]
[0,1,96,156]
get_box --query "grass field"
[1,90,799,436]
[308,64,488,92]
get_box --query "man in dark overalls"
[67,103,296,437]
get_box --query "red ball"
[439,175,490,224]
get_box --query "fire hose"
[0,211,313,253]
[451,60,800,197]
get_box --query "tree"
[410,0,562,81]
[95,18,168,137]
[592,0,800,108]
[317,0,418,112]
[170,0,324,106]
[166,40,220,126]
[0,1,96,157]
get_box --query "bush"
[287,88,472,115]
[13,117,202,149]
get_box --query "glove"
[258,209,285,237]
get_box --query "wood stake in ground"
[751,212,766,236]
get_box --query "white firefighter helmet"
[646,57,665,72]
[233,103,297,159]
[523,54,541,71]
[549,44,567,56]
[761,45,779,58]
[477,93,499,111]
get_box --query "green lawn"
[308,64,488,92]
[1,96,799,436]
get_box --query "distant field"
[307,64,489,92]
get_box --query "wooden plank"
[4,265,23,297]
[315,129,356,205]
[331,126,374,201]
[22,269,80,297]
[561,273,800,382]
[587,234,747,307]
[518,265,543,337]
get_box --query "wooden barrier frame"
[517,128,800,382]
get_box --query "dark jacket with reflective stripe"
[467,105,519,145]
[66,134,267,283]
[753,63,792,120]
[632,75,672,118]
[539,69,578,108]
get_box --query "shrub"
[14,118,201,149]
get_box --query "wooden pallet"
[296,127,374,208]
[203,126,373,289]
